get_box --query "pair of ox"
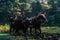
[10,13,48,36]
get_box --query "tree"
[31,1,42,16]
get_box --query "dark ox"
[30,13,48,35]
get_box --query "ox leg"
[38,27,43,38]
[39,27,44,39]
[23,28,28,40]
[35,27,37,35]
[38,27,41,34]
[30,27,32,35]
[34,27,38,39]
[23,28,27,36]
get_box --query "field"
[0,24,60,40]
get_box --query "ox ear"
[39,12,42,14]
[38,12,46,15]
[38,12,41,15]
[39,12,41,14]
[44,12,46,15]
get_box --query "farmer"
[10,14,18,33]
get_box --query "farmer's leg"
[10,24,13,33]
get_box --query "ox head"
[37,12,48,23]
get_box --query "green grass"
[0,24,60,34]
[0,25,60,40]
[41,27,60,34]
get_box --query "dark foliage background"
[0,0,60,27]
